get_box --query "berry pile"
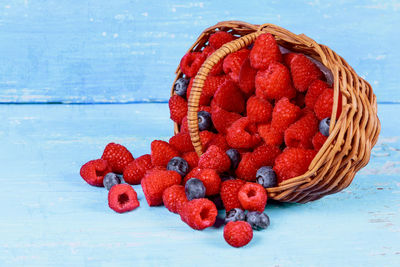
[80,31,340,248]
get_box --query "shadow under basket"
[171,21,380,203]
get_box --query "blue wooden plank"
[0,103,399,266]
[0,0,398,103]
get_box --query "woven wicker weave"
[171,21,380,203]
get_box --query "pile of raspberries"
[80,31,341,248]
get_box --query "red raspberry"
[305,80,331,109]
[208,133,230,151]
[238,58,257,96]
[224,221,253,248]
[180,52,206,77]
[251,144,281,167]
[199,130,215,150]
[169,95,188,124]
[289,54,324,92]
[202,46,215,57]
[226,117,261,149]
[220,179,246,211]
[141,170,181,206]
[211,105,242,134]
[180,198,218,230]
[108,184,139,213]
[169,132,194,153]
[80,159,112,187]
[182,151,199,170]
[145,166,167,176]
[150,140,180,167]
[258,124,284,146]
[180,116,188,133]
[283,52,297,67]
[314,88,342,120]
[212,80,245,113]
[246,96,273,123]
[223,49,250,83]
[199,105,212,113]
[183,167,202,185]
[198,145,231,173]
[312,132,328,151]
[284,112,318,149]
[197,169,221,196]
[273,148,317,182]
[123,154,153,185]
[271,97,301,133]
[250,33,282,70]
[255,62,296,101]
[162,185,188,214]
[101,143,134,174]
[235,152,258,181]
[209,31,235,50]
[238,182,267,212]
[203,75,227,99]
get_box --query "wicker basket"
[171,21,380,203]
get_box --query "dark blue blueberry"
[225,208,245,223]
[167,157,189,177]
[103,172,121,190]
[185,178,206,200]
[198,111,212,131]
[226,149,240,169]
[319,117,331,137]
[174,77,190,97]
[208,194,224,210]
[220,173,235,182]
[246,211,270,230]
[256,166,277,188]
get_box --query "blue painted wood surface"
[1,103,399,266]
[0,0,399,103]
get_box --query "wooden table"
[0,1,399,266]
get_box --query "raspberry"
[151,140,180,167]
[255,62,296,101]
[246,96,273,123]
[314,88,342,120]
[169,95,188,124]
[180,198,218,230]
[141,170,181,206]
[250,33,282,70]
[238,58,257,96]
[289,54,324,92]
[257,124,283,146]
[203,75,227,99]
[220,179,246,212]
[180,52,206,77]
[101,143,134,174]
[211,105,242,134]
[198,145,231,173]
[199,130,215,150]
[212,80,245,113]
[199,105,212,113]
[226,117,261,149]
[162,185,188,214]
[197,169,221,196]
[305,80,331,109]
[224,221,253,248]
[273,148,317,182]
[169,132,194,153]
[80,159,112,187]
[108,184,139,213]
[238,182,267,212]
[123,154,153,185]
[284,112,318,149]
[208,133,230,151]
[283,52,297,67]
[251,144,281,167]
[271,97,301,133]
[235,153,258,181]
[312,132,328,150]
[223,49,250,83]
[209,31,235,50]
[180,116,188,133]
[183,167,202,185]
[182,151,199,170]
[202,46,215,57]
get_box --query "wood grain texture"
[0,103,399,266]
[0,0,398,103]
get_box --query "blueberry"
[167,157,189,177]
[208,194,224,210]
[185,178,206,200]
[103,172,121,190]
[225,208,246,223]
[220,173,235,182]
[246,211,270,230]
[256,166,277,188]
[226,149,240,169]
[198,111,212,131]
[174,77,190,97]
[319,117,331,137]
